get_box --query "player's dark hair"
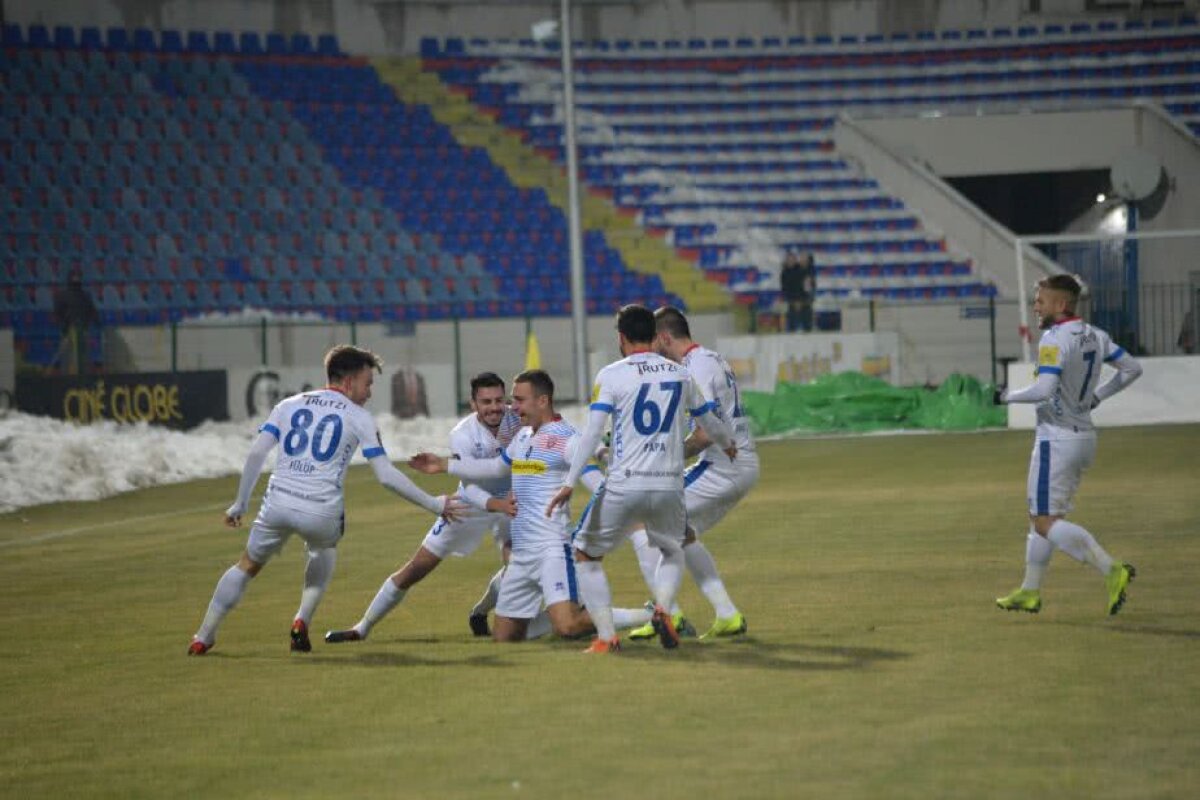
[324,345,383,383]
[514,369,554,399]
[1039,274,1083,308]
[616,304,656,344]
[470,371,505,399]
[654,305,691,340]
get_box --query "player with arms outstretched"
[995,274,1142,615]
[187,345,463,655]
[324,372,520,644]
[547,305,737,654]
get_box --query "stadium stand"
[3,17,1199,362]
[0,24,682,365]
[418,15,1199,308]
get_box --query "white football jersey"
[502,416,590,552]
[447,408,521,499]
[590,351,710,491]
[259,388,384,516]
[681,344,755,459]
[1033,317,1126,439]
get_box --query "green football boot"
[700,612,748,640]
[1105,563,1136,616]
[628,606,695,640]
[995,588,1042,613]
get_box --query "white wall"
[834,115,1064,300]
[845,105,1200,290]
[108,311,736,407]
[3,0,1113,56]
[1006,356,1200,428]
[841,299,1023,386]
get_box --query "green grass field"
[2,426,1198,799]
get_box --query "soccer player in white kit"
[994,274,1142,615]
[187,345,464,655]
[624,306,757,641]
[323,372,521,644]
[410,370,604,642]
[548,305,737,654]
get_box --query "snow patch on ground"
[0,406,590,513]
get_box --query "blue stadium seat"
[214,31,237,53]
[186,31,210,52]
[106,28,131,51]
[290,33,314,54]
[316,34,340,55]
[239,32,263,54]
[53,26,77,49]
[28,25,51,48]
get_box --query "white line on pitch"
[0,503,228,550]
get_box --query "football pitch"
[1,425,1198,799]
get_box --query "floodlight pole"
[559,0,590,403]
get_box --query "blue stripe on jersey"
[260,422,281,439]
[1038,366,1063,375]
[1036,441,1051,516]
[362,446,386,459]
[500,449,512,465]
[570,485,601,541]
[684,459,712,488]
[689,400,714,416]
[590,402,614,413]
[563,543,578,603]
[581,464,601,477]
[1104,346,1126,362]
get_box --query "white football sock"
[629,527,660,591]
[295,547,337,626]
[684,541,738,619]
[525,610,552,640]
[574,560,615,640]
[1047,520,1114,576]
[354,577,406,638]
[470,566,505,617]
[653,547,685,616]
[1021,531,1054,591]
[613,606,653,629]
[195,565,253,644]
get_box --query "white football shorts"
[245,498,344,564]
[494,543,578,619]
[573,486,687,558]
[421,508,511,559]
[683,452,759,537]
[1026,435,1096,517]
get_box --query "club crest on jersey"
[539,434,566,453]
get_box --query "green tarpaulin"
[741,372,1006,436]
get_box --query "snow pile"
[0,405,593,513]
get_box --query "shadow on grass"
[1048,621,1200,641]
[589,637,911,671]
[291,650,515,669]
[195,637,910,671]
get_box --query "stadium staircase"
[419,14,1200,310]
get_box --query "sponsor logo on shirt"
[511,459,547,475]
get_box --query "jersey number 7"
[633,381,683,435]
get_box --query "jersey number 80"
[283,408,343,462]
